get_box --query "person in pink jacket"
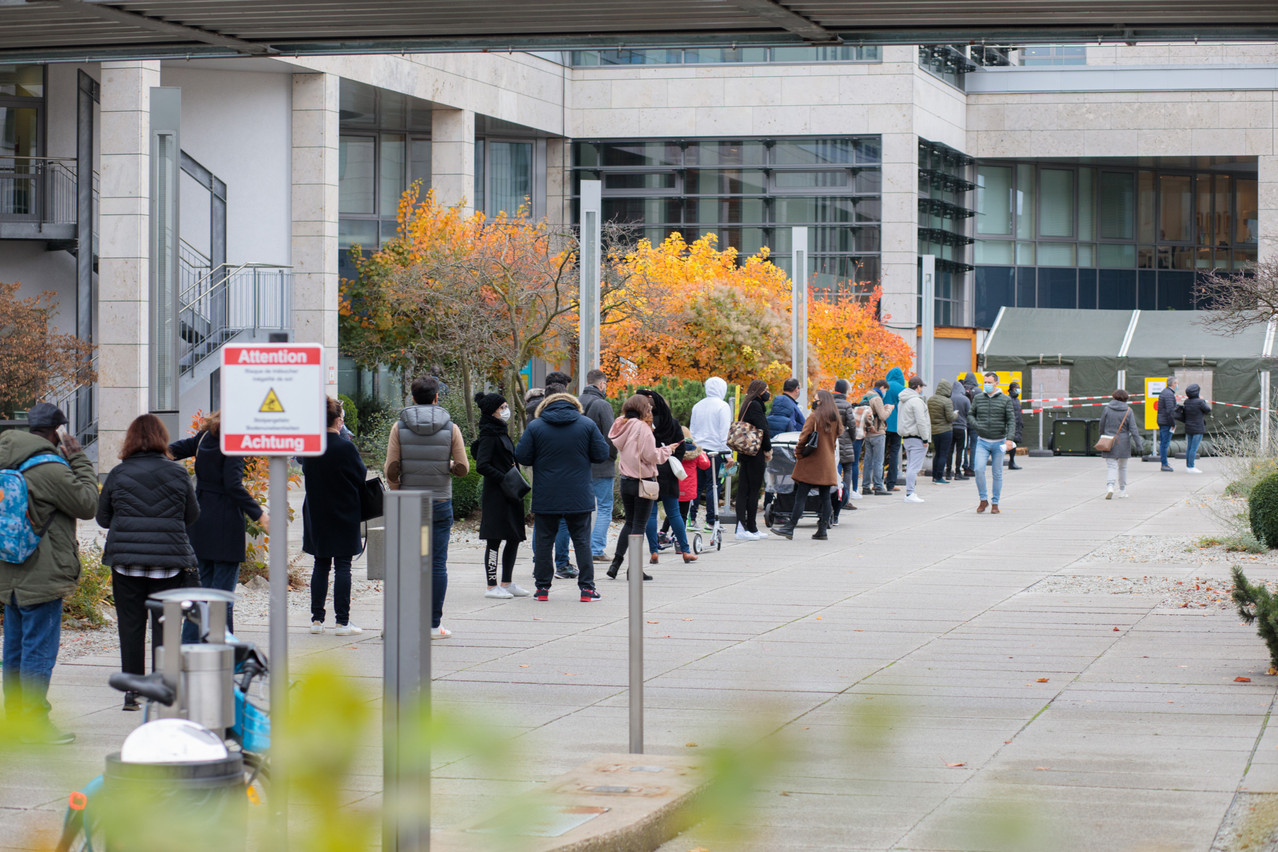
[606,394,677,580]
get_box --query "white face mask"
[497,407,511,422]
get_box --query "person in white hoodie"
[689,376,732,530]
[896,376,931,504]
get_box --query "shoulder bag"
[501,466,532,502]
[797,426,819,458]
[1094,409,1130,453]
[726,409,764,456]
[359,476,386,522]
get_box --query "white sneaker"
[432,626,452,639]
[1186,467,1203,474]
[904,493,924,503]
[485,585,514,599]
[310,621,323,634]
[335,623,363,636]
[754,528,769,539]
[735,524,758,541]
[1119,490,1129,498]
[505,583,532,597]
[1105,485,1114,500]
[847,489,863,500]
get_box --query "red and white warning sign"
[220,343,327,456]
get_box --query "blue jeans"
[692,454,725,524]
[849,439,863,492]
[1159,425,1172,466]
[862,434,885,490]
[182,559,239,643]
[1186,433,1203,468]
[3,594,63,722]
[646,495,690,553]
[973,438,1006,504]
[431,499,453,629]
[591,477,615,557]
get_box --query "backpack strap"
[17,453,70,536]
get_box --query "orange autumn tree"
[800,285,914,395]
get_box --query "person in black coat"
[97,414,199,709]
[637,388,696,563]
[1181,383,1212,473]
[735,378,773,539]
[300,397,368,635]
[1006,382,1025,470]
[170,411,267,635]
[473,392,530,599]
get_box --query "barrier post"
[628,533,644,754]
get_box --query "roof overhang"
[2,0,1278,63]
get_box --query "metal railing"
[179,262,292,376]
[48,354,99,447]
[0,156,81,226]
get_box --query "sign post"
[220,342,327,847]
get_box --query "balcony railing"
[179,261,293,376]
[0,156,80,227]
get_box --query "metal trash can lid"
[180,643,234,671]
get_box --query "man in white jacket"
[689,376,732,529]
[896,376,931,504]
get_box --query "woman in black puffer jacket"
[97,414,199,709]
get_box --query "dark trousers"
[112,571,185,677]
[931,430,954,480]
[485,539,519,585]
[736,454,766,532]
[614,478,655,565]
[788,481,831,530]
[692,454,725,524]
[884,432,902,488]
[949,427,966,477]
[534,511,594,590]
[311,556,353,625]
[965,425,978,471]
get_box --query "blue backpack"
[0,453,70,565]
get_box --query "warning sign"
[220,343,327,457]
[259,388,284,413]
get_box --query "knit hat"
[474,391,506,418]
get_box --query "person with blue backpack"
[0,403,99,744]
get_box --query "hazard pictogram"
[259,388,285,413]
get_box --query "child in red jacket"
[662,428,712,539]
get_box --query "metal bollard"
[628,533,643,754]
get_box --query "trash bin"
[102,752,246,851]
[1085,419,1101,456]
[1052,418,1090,456]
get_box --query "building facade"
[1,43,1276,467]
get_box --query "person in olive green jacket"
[927,380,957,484]
[0,404,99,744]
[969,371,1017,514]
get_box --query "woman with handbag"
[1096,389,1143,499]
[300,397,367,635]
[732,379,773,540]
[170,410,268,636]
[637,388,697,565]
[98,414,199,711]
[770,390,842,540]
[607,394,677,580]
[473,392,530,599]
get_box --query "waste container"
[1051,418,1090,456]
[102,752,246,851]
[1085,419,1101,456]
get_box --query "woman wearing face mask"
[473,392,530,598]
[734,379,773,540]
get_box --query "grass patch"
[1199,532,1267,554]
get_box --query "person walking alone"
[734,379,773,540]
[473,392,530,599]
[770,390,842,540]
[897,376,931,503]
[970,371,1017,514]
[607,395,677,580]
[1157,376,1179,471]
[928,379,956,485]
[1181,384,1211,473]
[1097,389,1143,499]
[97,414,199,711]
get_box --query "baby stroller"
[763,432,832,529]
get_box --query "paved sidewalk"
[3,456,1275,851]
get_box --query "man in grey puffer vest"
[385,376,470,639]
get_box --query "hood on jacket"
[704,377,728,401]
[0,429,58,468]
[400,404,451,437]
[886,367,905,386]
[936,379,953,397]
[538,392,584,425]
[961,372,979,391]
[1186,384,1201,398]
[898,387,921,404]
[1105,399,1131,413]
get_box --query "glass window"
[0,64,43,98]
[1212,174,1232,248]
[485,141,532,216]
[773,139,855,166]
[602,142,681,168]
[339,218,378,250]
[1015,164,1035,240]
[0,105,38,163]
[1098,171,1135,240]
[1039,168,1074,238]
[338,136,375,215]
[686,141,767,167]
[772,170,849,190]
[1098,243,1136,268]
[773,196,856,224]
[975,240,1014,264]
[855,138,882,165]
[1237,179,1258,244]
[409,139,431,186]
[1159,174,1193,242]
[339,81,376,126]
[976,165,1013,236]
[1038,243,1075,267]
[603,171,678,191]
[1137,170,1156,243]
[1078,167,1095,241]
[686,169,766,195]
[379,135,405,218]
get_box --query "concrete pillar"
[1259,155,1278,264]
[98,60,160,470]
[431,107,475,213]
[291,72,341,394]
[545,137,571,227]
[879,131,919,340]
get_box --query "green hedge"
[1249,472,1278,549]
[338,393,360,436]
[452,449,484,519]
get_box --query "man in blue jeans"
[579,369,617,561]
[969,371,1017,514]
[1157,376,1178,471]
[386,376,470,638]
[0,403,99,744]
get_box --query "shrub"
[451,450,484,519]
[1232,566,1278,672]
[356,407,400,473]
[338,393,360,436]
[611,376,738,425]
[1249,472,1278,549]
[65,543,112,627]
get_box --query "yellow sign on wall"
[1144,377,1167,431]
[960,371,1022,394]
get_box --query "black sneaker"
[122,691,141,712]
[554,564,579,579]
[534,587,550,601]
[580,588,601,602]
